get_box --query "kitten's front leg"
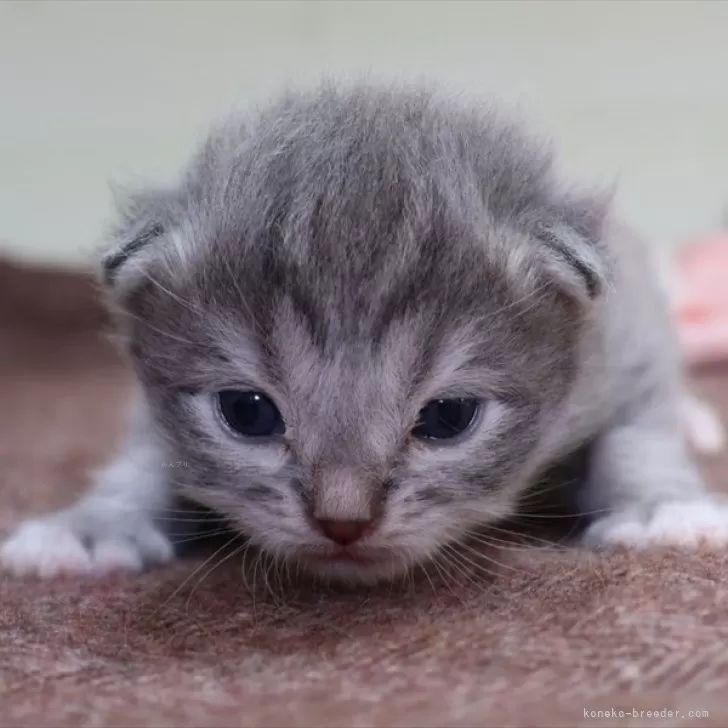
[0,417,175,578]
[581,412,728,549]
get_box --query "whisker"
[281,549,293,592]
[465,524,571,551]
[262,549,285,606]
[417,553,439,597]
[154,533,243,617]
[153,512,232,522]
[463,531,569,554]
[184,540,247,614]
[293,555,303,585]
[515,478,578,504]
[401,550,416,594]
[515,507,610,520]
[166,527,237,545]
[513,477,611,521]
[453,539,533,577]
[250,548,268,616]
[429,552,466,605]
[276,552,291,604]
[438,545,479,585]
[258,550,272,603]
[441,545,510,599]
[238,542,256,606]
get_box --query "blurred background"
[1,0,727,268]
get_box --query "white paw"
[0,514,174,578]
[583,498,728,550]
[682,393,726,455]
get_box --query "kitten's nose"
[316,518,372,546]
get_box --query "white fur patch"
[0,513,173,578]
[584,498,728,550]
[681,393,726,455]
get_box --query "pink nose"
[316,518,372,546]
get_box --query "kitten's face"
[108,86,606,583]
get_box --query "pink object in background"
[675,233,728,367]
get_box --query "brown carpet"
[3,258,728,728]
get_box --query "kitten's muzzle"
[309,466,384,545]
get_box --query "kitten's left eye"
[412,398,479,441]
[217,390,285,438]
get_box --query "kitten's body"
[3,83,727,584]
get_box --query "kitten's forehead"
[202,93,499,345]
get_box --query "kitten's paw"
[583,498,728,550]
[682,393,726,455]
[0,514,174,578]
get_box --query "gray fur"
[1,82,720,584]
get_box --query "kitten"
[3,83,728,585]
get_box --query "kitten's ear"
[535,190,613,306]
[100,186,170,299]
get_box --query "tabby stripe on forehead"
[103,224,165,284]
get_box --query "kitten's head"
[102,84,610,583]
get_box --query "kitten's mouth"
[298,545,403,581]
[307,549,382,566]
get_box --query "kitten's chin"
[296,547,414,585]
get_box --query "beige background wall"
[1,0,727,267]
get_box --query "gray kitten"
[4,83,728,585]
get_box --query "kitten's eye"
[412,398,479,441]
[217,391,285,437]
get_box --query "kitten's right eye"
[216,391,285,438]
[412,397,479,441]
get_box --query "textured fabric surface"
[2,259,728,728]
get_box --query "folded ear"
[535,191,613,307]
[100,187,171,300]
